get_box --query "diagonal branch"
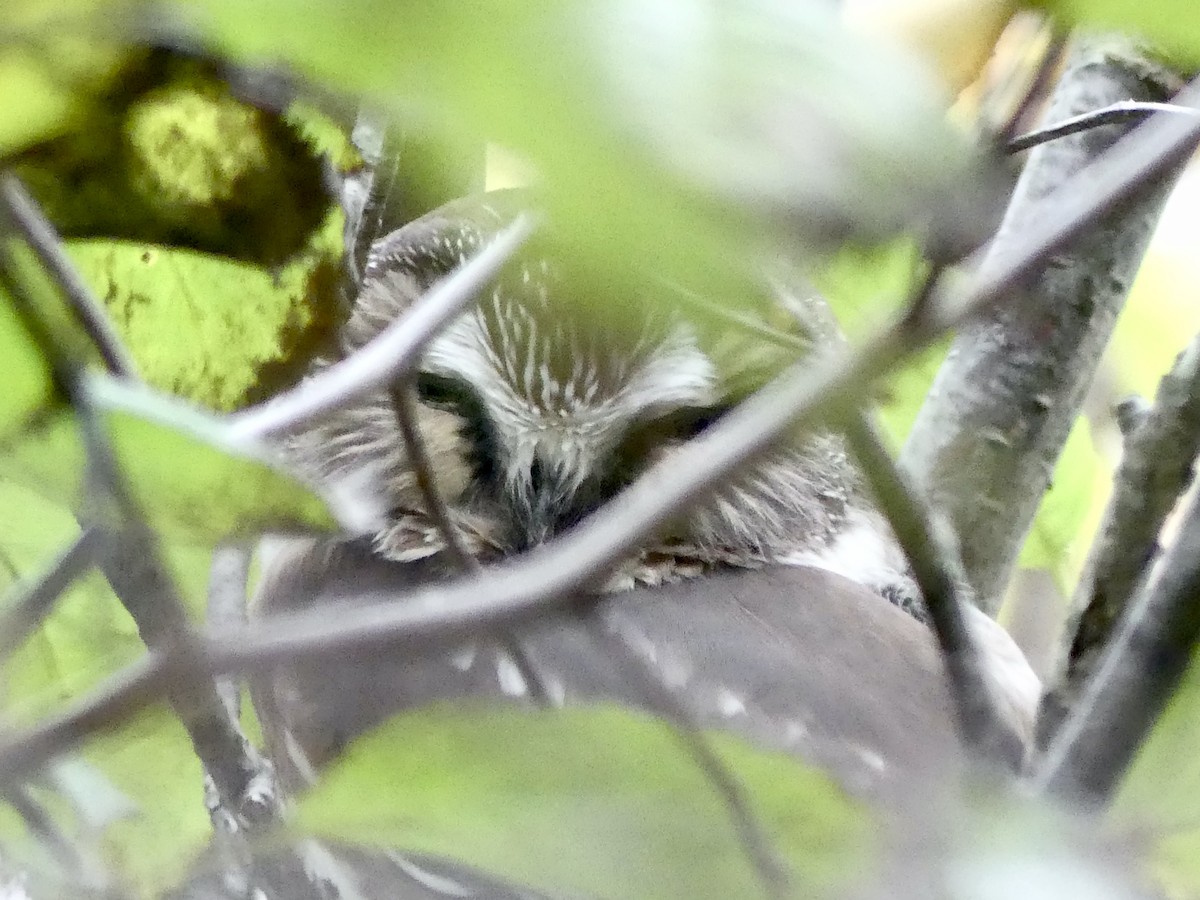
[1006,100,1200,153]
[0,174,137,379]
[590,609,791,899]
[0,528,99,666]
[840,413,1024,767]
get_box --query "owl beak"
[508,461,603,552]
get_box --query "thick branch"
[900,36,1185,614]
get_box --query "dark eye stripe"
[415,372,474,410]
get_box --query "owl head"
[283,192,868,585]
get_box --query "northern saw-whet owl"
[253,190,1039,793]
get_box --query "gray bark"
[899,35,1183,615]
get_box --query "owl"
[252,190,1038,796]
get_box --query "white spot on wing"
[496,652,528,697]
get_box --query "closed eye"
[612,404,731,480]
[415,372,475,411]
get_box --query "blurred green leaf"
[0,0,132,156]
[296,705,867,900]
[1030,0,1200,62]
[69,236,340,412]
[0,281,54,435]
[85,375,336,542]
[189,0,993,299]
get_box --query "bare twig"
[227,214,538,443]
[1006,101,1199,153]
[75,393,263,820]
[0,174,137,378]
[0,529,99,666]
[391,381,553,707]
[840,414,1022,767]
[591,610,791,899]
[1032,483,1200,803]
[1044,333,1200,741]
[900,37,1186,614]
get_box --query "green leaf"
[0,0,131,156]
[69,236,341,412]
[1030,0,1200,62]
[188,0,992,299]
[85,375,336,542]
[296,705,867,900]
[0,283,55,435]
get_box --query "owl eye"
[415,372,473,411]
[645,405,728,440]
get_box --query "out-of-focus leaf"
[296,705,867,900]
[86,708,211,897]
[189,0,996,301]
[0,282,54,435]
[1114,647,1200,899]
[1030,0,1200,63]
[0,0,132,156]
[84,375,337,542]
[69,235,341,412]
[0,479,139,723]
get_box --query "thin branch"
[840,413,1022,767]
[0,174,137,378]
[391,381,553,707]
[591,609,791,900]
[1006,101,1199,153]
[1044,333,1200,741]
[1032,482,1200,803]
[0,651,171,788]
[2,71,1200,772]
[227,214,539,443]
[0,529,99,666]
[75,392,262,819]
